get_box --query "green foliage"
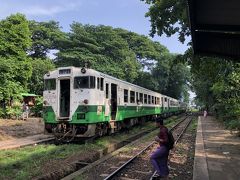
[55,23,141,81]
[28,59,55,95]
[152,53,190,99]
[5,102,22,119]
[0,108,6,117]
[134,71,159,91]
[166,61,190,99]
[224,119,240,131]
[0,14,32,103]
[31,96,43,117]
[114,28,168,69]
[28,20,64,59]
[190,54,240,130]
[54,23,189,98]
[0,13,31,59]
[0,58,26,101]
[142,0,189,43]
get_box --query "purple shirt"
[158,126,169,146]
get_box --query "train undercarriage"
[44,116,152,142]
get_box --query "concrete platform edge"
[193,116,209,180]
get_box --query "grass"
[187,117,198,132]
[0,144,93,180]
[0,117,181,180]
[0,121,155,180]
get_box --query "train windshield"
[74,76,95,89]
[44,79,56,90]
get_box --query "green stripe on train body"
[71,105,164,123]
[43,105,180,124]
[43,106,56,123]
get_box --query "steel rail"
[150,116,193,180]
[103,115,188,180]
[174,117,193,143]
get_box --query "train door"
[111,83,117,120]
[161,97,164,111]
[105,82,110,116]
[59,79,70,118]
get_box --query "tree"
[28,59,55,95]
[114,28,168,70]
[28,20,64,59]
[166,62,190,99]
[0,14,32,103]
[55,23,141,82]
[152,53,171,93]
[133,71,159,91]
[142,0,189,43]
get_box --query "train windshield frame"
[74,76,95,89]
[44,78,56,90]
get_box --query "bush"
[0,107,6,118]
[31,96,43,117]
[5,102,22,119]
[224,118,240,131]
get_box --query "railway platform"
[0,134,53,150]
[193,116,240,180]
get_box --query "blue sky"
[0,0,189,54]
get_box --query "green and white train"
[43,66,186,139]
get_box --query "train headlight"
[81,68,86,74]
[83,99,88,104]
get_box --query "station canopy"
[187,0,240,59]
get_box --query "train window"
[44,79,56,90]
[97,77,100,89]
[130,91,135,103]
[89,76,95,88]
[139,93,143,103]
[106,83,109,98]
[136,92,139,102]
[157,97,160,105]
[165,97,167,102]
[100,78,104,91]
[152,96,154,104]
[155,97,157,105]
[74,76,95,89]
[148,95,151,104]
[144,94,147,104]
[59,69,71,75]
[124,89,128,103]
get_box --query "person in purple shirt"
[150,118,169,179]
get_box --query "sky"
[0,0,189,54]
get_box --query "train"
[43,66,187,140]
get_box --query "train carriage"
[43,66,184,139]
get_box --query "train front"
[43,67,97,141]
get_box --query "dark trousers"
[150,145,169,176]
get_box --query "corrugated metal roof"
[187,0,240,59]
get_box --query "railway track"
[1,115,185,151]
[62,115,192,180]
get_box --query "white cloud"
[0,0,82,19]
[23,2,82,16]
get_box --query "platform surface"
[193,116,240,180]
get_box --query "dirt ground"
[0,118,44,141]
